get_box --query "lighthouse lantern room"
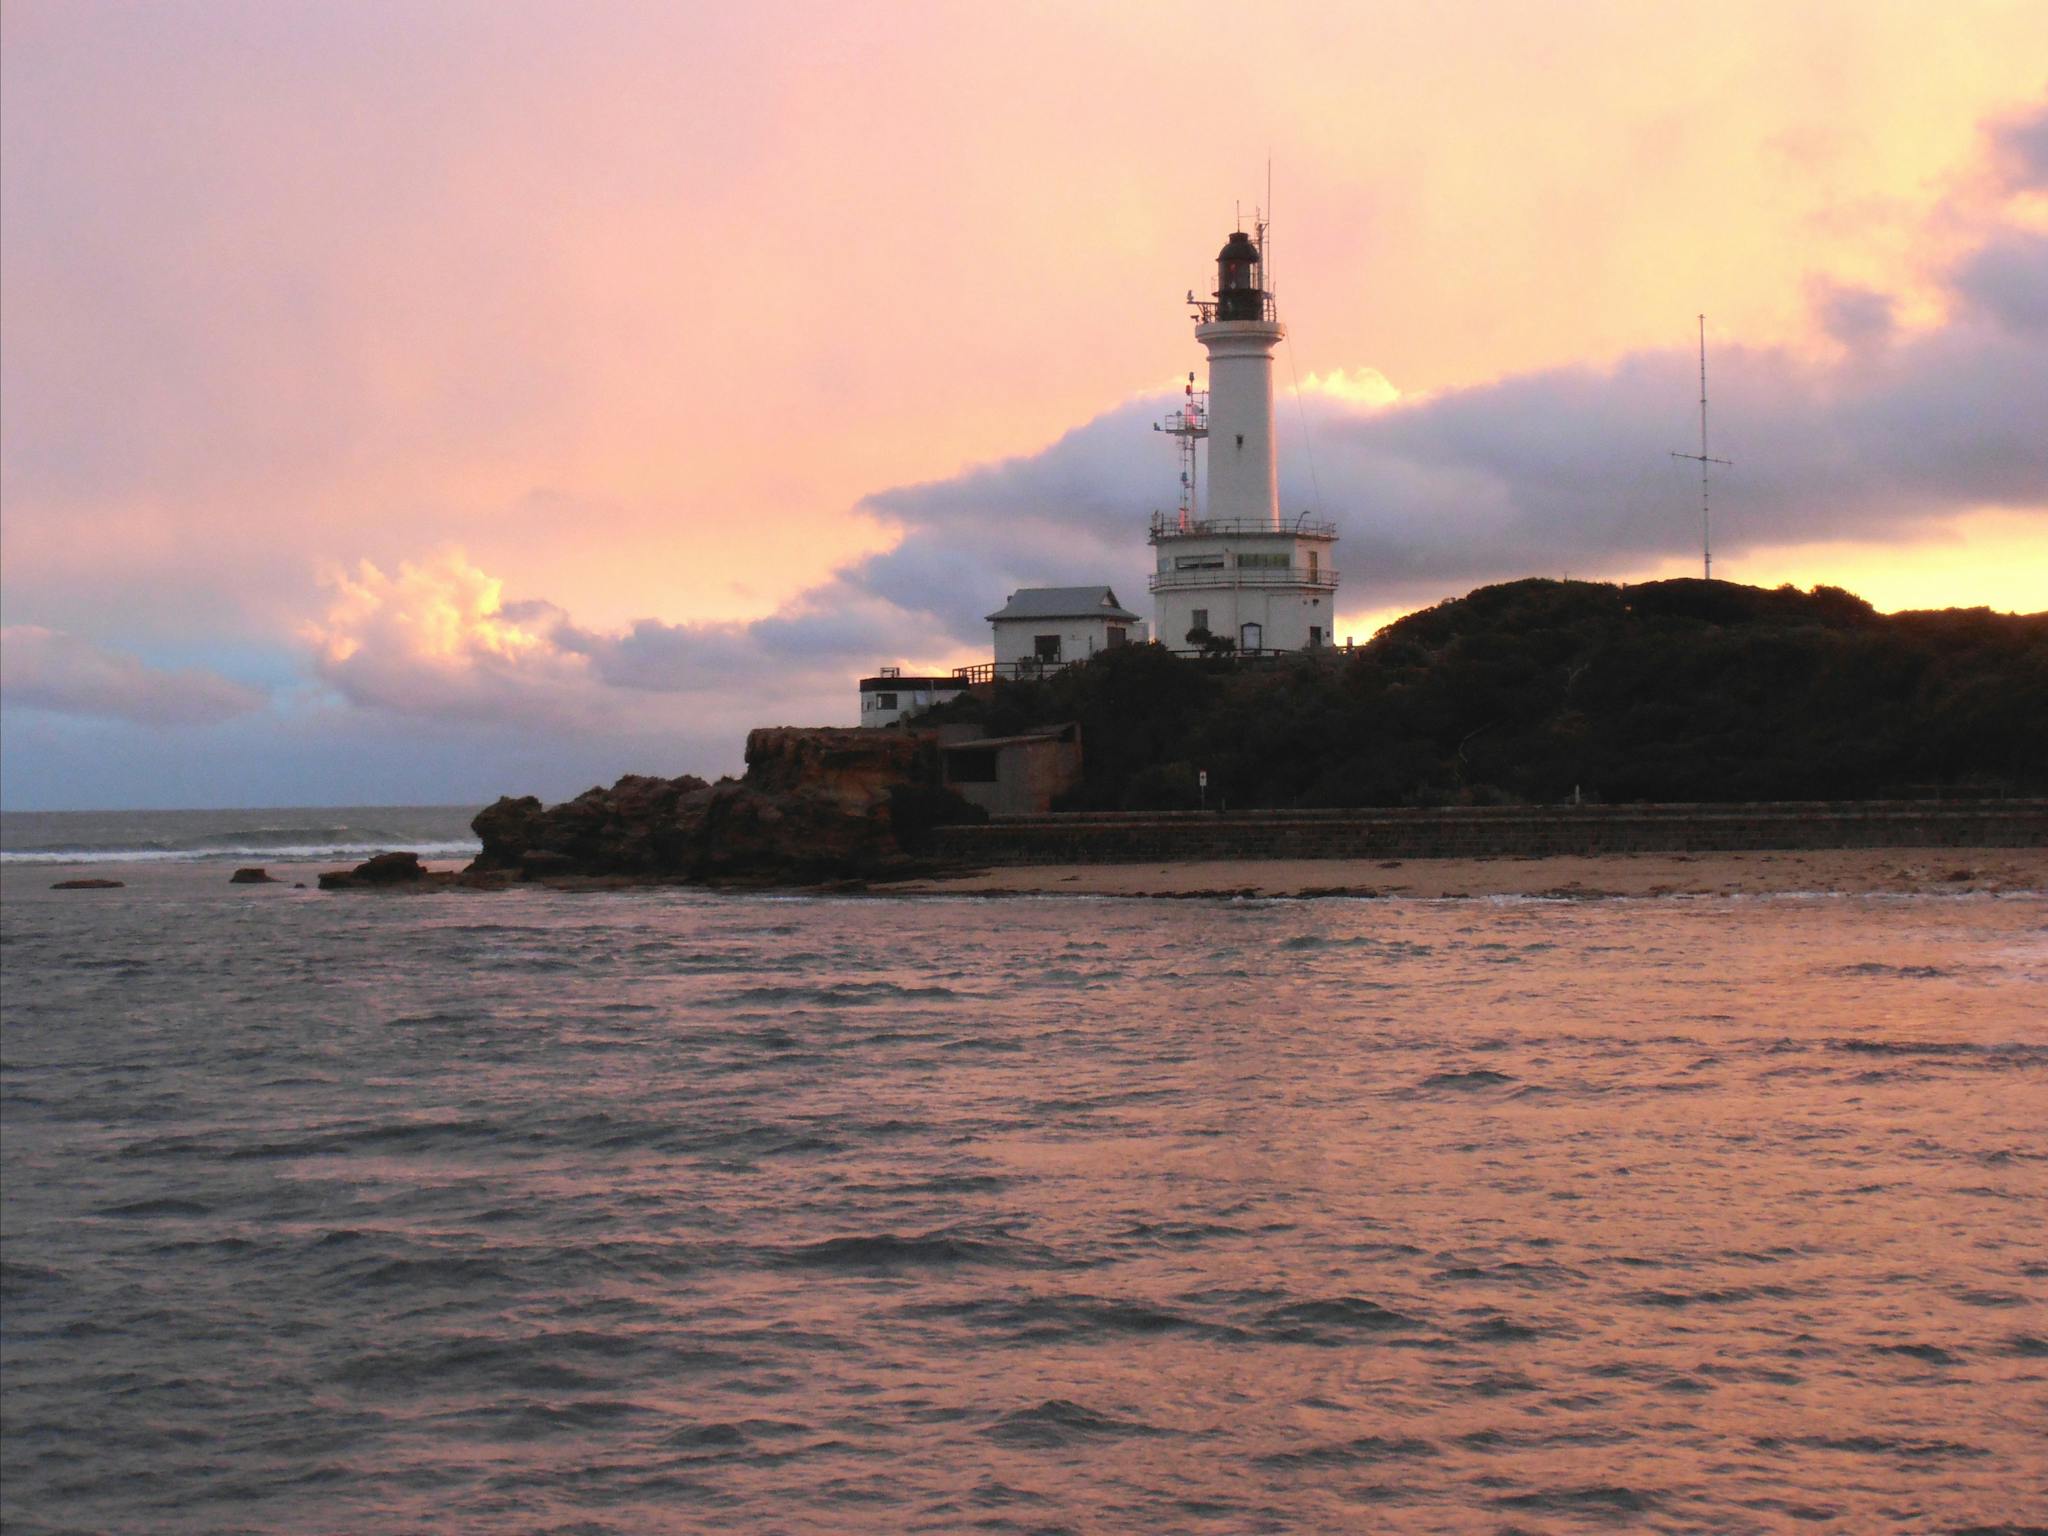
[1150,220,1339,654]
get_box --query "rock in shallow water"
[50,878,124,890]
[318,851,429,890]
[229,867,279,884]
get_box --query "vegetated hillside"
[921,579,2048,810]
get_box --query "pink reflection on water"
[4,883,2042,1529]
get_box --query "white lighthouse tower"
[1150,222,1338,653]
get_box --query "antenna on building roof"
[1670,314,1732,580]
[1153,371,1209,530]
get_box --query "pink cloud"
[305,552,631,727]
[302,549,869,730]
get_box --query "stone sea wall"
[933,800,2048,865]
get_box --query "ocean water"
[0,805,481,866]
[2,846,2046,1532]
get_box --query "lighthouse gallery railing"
[1148,565,1339,593]
[1148,513,1339,541]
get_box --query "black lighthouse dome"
[1214,230,1265,321]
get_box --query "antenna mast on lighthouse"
[1670,314,1732,580]
[1154,372,1209,530]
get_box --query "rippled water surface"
[4,864,2045,1533]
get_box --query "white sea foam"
[0,804,482,865]
[0,840,481,865]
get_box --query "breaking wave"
[0,805,480,864]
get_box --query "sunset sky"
[3,0,2044,809]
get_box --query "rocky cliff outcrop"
[470,773,713,876]
[468,727,970,887]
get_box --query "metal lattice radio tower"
[1670,314,1732,580]
[1154,371,1209,529]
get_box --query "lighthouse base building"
[1150,514,1338,652]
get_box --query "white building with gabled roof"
[984,586,1145,677]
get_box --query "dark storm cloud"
[847,407,1162,645]
[544,595,916,696]
[1989,98,2048,190]
[1952,230,2048,333]
[1810,282,1898,350]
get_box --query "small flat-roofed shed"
[939,723,1083,816]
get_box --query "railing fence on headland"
[951,645,1353,686]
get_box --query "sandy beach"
[894,846,2048,899]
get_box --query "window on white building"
[1034,635,1061,662]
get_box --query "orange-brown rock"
[741,726,924,810]
[465,727,980,887]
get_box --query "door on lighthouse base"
[1240,621,1263,653]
